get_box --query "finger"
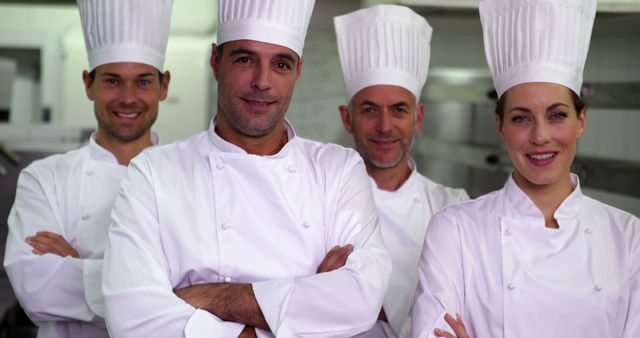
[456,313,467,331]
[32,248,45,255]
[333,247,353,266]
[30,236,70,256]
[35,231,66,240]
[26,238,57,254]
[323,246,346,263]
[31,233,78,257]
[434,328,456,338]
[444,313,469,338]
[326,246,352,266]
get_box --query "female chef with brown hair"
[410,0,640,337]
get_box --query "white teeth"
[115,112,140,118]
[529,153,555,160]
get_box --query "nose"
[251,62,271,91]
[376,110,392,134]
[118,83,137,105]
[531,121,551,145]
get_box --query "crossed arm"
[174,245,355,335]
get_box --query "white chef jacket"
[411,173,640,338]
[4,133,158,338]
[357,161,468,338]
[102,120,392,338]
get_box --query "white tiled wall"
[578,109,640,162]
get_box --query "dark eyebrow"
[137,73,156,79]
[509,106,531,114]
[228,48,298,65]
[361,100,380,107]
[275,53,297,64]
[508,102,570,114]
[229,48,257,57]
[98,72,156,79]
[547,102,570,111]
[390,101,410,108]
[98,72,121,78]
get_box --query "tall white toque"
[479,0,597,98]
[217,0,316,57]
[77,0,174,71]
[334,5,433,102]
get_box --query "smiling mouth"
[114,111,142,119]
[242,98,275,106]
[527,153,557,160]
[371,138,399,145]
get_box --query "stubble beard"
[96,106,156,143]
[219,91,291,138]
[356,134,414,170]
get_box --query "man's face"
[84,62,170,143]
[211,40,303,138]
[339,85,424,169]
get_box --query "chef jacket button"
[413,197,420,204]
[224,277,232,283]
[594,284,602,292]
[302,221,311,229]
[81,213,90,221]
[507,283,516,291]
[221,222,230,230]
[505,229,513,236]
[86,170,94,176]
[287,165,297,173]
[216,163,225,170]
[584,227,592,234]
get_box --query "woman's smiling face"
[497,82,587,190]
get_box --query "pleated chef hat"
[335,5,432,102]
[78,0,174,71]
[217,0,316,57]
[479,0,597,98]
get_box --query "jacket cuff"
[184,308,245,337]
[252,278,294,336]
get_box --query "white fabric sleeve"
[3,167,101,324]
[411,212,465,338]
[102,157,244,338]
[623,217,640,338]
[83,259,105,319]
[252,156,392,337]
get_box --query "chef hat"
[335,5,432,102]
[480,0,597,97]
[78,0,173,71]
[217,0,316,57]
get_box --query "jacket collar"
[503,172,583,226]
[88,132,159,165]
[207,117,296,158]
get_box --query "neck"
[513,171,574,228]
[215,116,288,156]
[367,159,412,192]
[95,130,153,166]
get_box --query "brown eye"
[510,115,527,123]
[275,62,291,70]
[550,112,568,120]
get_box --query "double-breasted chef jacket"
[411,173,640,338]
[4,133,157,338]
[102,120,392,338]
